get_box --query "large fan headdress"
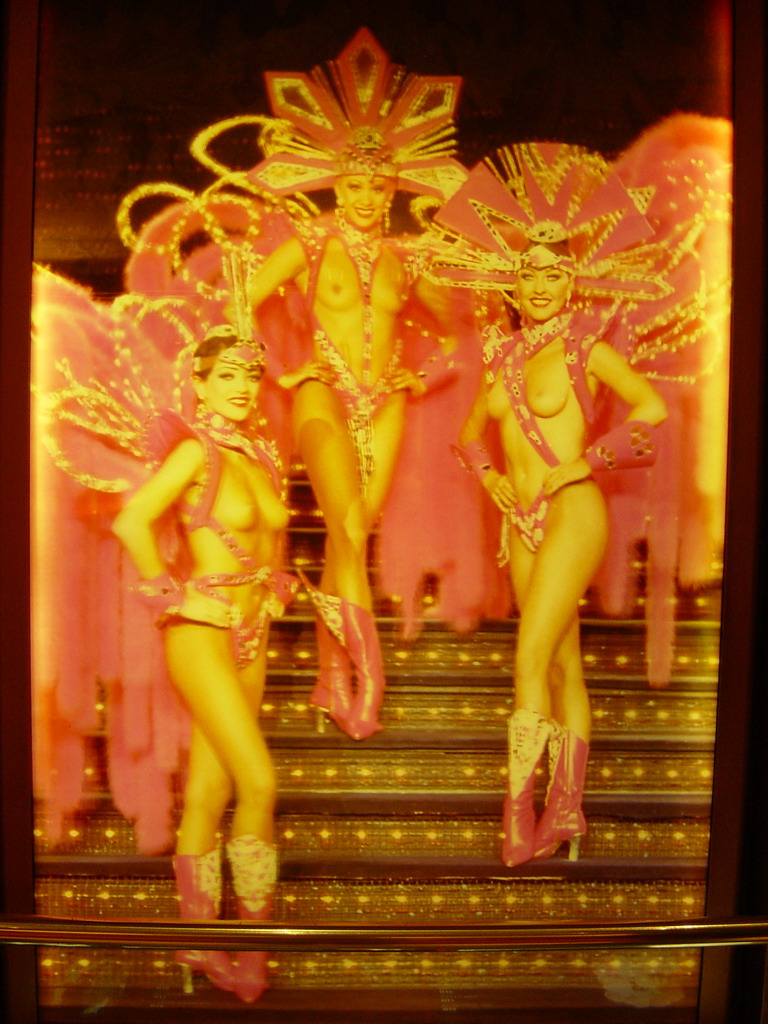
[431,141,674,302]
[194,28,465,201]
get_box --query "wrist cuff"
[585,421,658,471]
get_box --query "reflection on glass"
[37,945,703,1017]
[30,0,730,1018]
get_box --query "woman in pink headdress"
[456,236,667,868]
[113,326,294,1001]
[436,127,728,868]
[232,29,468,740]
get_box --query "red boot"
[338,600,385,741]
[533,728,589,860]
[226,834,277,1004]
[172,847,237,994]
[301,574,384,740]
[502,709,552,867]
[310,617,354,729]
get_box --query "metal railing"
[2,914,768,952]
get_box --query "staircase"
[34,471,719,1022]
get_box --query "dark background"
[34,0,731,276]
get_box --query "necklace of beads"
[521,311,573,358]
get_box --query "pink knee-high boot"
[226,835,277,1004]
[310,617,354,727]
[533,726,589,860]
[502,709,552,868]
[301,573,385,740]
[337,600,385,740]
[172,846,237,994]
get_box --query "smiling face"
[514,264,573,322]
[194,347,262,423]
[334,173,396,232]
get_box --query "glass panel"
[30,0,732,1017]
[37,944,703,1020]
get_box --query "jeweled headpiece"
[193,324,266,377]
[198,29,465,200]
[430,141,672,301]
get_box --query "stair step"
[36,805,709,861]
[270,748,713,797]
[264,622,720,688]
[78,688,718,749]
[67,746,713,805]
[38,795,711,866]
[260,692,716,742]
[36,945,701,1019]
[38,869,706,918]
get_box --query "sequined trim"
[499,492,550,559]
[301,575,345,646]
[313,327,402,489]
[196,845,223,911]
[227,836,277,915]
[507,709,551,799]
[187,567,295,667]
[543,721,566,804]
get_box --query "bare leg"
[548,620,591,742]
[166,623,276,851]
[511,482,607,725]
[293,381,370,607]
[176,726,233,855]
[362,392,407,526]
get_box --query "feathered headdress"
[430,141,675,302]
[193,28,466,200]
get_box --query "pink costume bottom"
[166,568,295,668]
[500,491,551,559]
[313,327,401,487]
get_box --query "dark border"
[2,1,766,1021]
[698,0,768,1021]
[0,0,39,1021]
